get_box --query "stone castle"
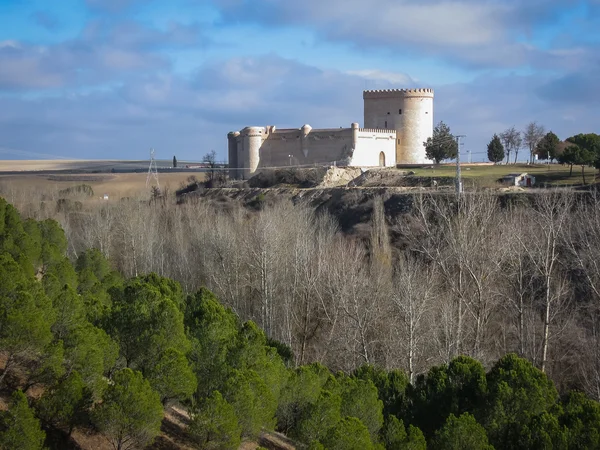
[228,88,434,179]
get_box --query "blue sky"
[0,0,599,162]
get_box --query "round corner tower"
[227,131,241,179]
[363,88,434,164]
[241,126,264,179]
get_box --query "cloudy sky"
[1,0,599,162]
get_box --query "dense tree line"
[490,126,600,174]
[1,192,600,449]
[6,187,600,395]
[4,188,600,447]
[424,118,599,169]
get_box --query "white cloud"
[210,0,595,69]
[1,54,598,161]
[347,70,414,85]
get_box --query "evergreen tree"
[558,145,580,176]
[483,354,557,448]
[146,348,197,405]
[76,249,122,324]
[65,323,119,396]
[433,413,493,450]
[36,371,91,435]
[296,390,342,445]
[411,356,487,438]
[0,254,55,387]
[536,131,561,162]
[381,416,426,450]
[424,121,458,164]
[277,363,331,433]
[487,134,505,163]
[223,369,277,438]
[230,320,288,403]
[559,391,600,449]
[92,368,163,450]
[566,133,600,157]
[107,274,189,373]
[338,375,384,441]
[185,288,240,399]
[321,416,374,450]
[518,411,568,450]
[189,391,241,450]
[173,155,178,168]
[353,364,409,418]
[0,390,46,450]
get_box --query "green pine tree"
[296,390,342,444]
[146,348,197,405]
[536,131,560,161]
[189,391,241,450]
[92,368,163,450]
[0,390,46,450]
[487,134,505,163]
[321,416,374,450]
[424,121,458,164]
[36,371,91,435]
[433,413,493,450]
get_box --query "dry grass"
[0,172,203,201]
[0,160,92,172]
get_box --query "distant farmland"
[0,159,210,174]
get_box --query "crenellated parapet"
[359,128,396,134]
[241,126,265,137]
[363,88,434,99]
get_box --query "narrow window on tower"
[399,109,402,114]
[385,121,387,128]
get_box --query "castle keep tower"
[363,88,434,164]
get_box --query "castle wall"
[229,123,397,179]
[258,127,354,169]
[351,129,396,167]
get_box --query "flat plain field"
[0,160,204,200]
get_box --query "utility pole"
[455,135,466,195]
[146,148,160,190]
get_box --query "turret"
[351,122,359,149]
[301,124,312,158]
[241,127,263,179]
[227,131,240,179]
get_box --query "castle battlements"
[358,128,396,134]
[363,88,434,99]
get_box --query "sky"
[0,0,599,162]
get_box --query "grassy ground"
[0,172,202,202]
[408,163,599,188]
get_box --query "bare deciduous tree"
[391,255,435,383]
[500,126,522,165]
[523,121,546,164]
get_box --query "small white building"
[502,173,535,187]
